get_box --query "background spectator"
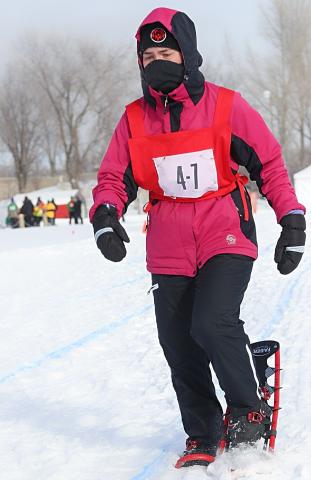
[73,196,83,224]
[20,196,34,227]
[67,196,76,224]
[6,198,19,228]
[45,199,56,225]
[33,198,45,226]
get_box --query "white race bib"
[153,149,218,198]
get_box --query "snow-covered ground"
[0,203,310,480]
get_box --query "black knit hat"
[139,22,180,55]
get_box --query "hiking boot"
[227,401,272,447]
[175,437,217,468]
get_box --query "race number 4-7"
[153,149,218,198]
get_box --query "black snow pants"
[151,254,260,448]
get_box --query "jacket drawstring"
[236,178,250,222]
[143,202,153,214]
[143,201,154,230]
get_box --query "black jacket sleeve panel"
[230,92,305,222]
[231,134,264,194]
[123,162,138,214]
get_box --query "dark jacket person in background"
[20,197,34,227]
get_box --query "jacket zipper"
[163,95,169,114]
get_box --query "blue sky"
[0,0,270,67]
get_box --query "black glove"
[92,204,129,262]
[274,214,306,275]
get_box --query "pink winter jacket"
[90,8,305,277]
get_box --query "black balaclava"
[144,60,184,94]
[139,22,184,94]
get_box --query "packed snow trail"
[0,206,310,479]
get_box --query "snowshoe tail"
[250,340,281,452]
[219,340,281,453]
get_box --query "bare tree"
[19,37,135,187]
[243,0,311,175]
[0,65,41,191]
[38,92,62,176]
[202,35,246,91]
[288,3,311,170]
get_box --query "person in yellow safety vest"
[33,198,45,226]
[45,200,56,225]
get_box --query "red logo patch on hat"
[150,28,167,43]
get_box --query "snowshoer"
[90,7,306,468]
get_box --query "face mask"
[144,60,184,94]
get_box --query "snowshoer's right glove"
[92,204,129,262]
[274,213,306,275]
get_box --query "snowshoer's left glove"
[92,204,129,262]
[274,214,306,275]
